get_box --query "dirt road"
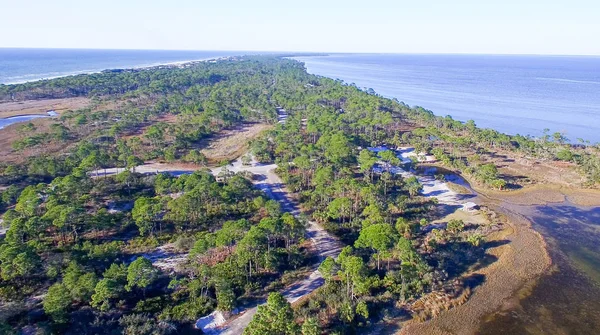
[93,144,474,334]
[198,157,342,334]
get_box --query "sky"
[1,0,599,55]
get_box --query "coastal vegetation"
[0,56,597,334]
[247,76,504,333]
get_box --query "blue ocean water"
[0,48,254,85]
[2,50,599,143]
[294,54,600,143]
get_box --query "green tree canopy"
[355,223,398,270]
[43,283,72,323]
[244,292,299,335]
[126,257,158,292]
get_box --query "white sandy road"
[198,157,342,334]
[93,156,343,334]
[91,147,471,334]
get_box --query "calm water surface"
[295,54,600,143]
[480,202,600,334]
[0,115,48,129]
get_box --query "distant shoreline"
[295,54,600,144]
[1,57,226,85]
[0,49,326,85]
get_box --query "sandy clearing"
[430,208,488,227]
[200,123,272,163]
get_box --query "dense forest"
[0,56,598,334]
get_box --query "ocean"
[1,50,599,143]
[0,48,255,85]
[294,54,600,143]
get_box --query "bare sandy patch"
[200,123,272,163]
[446,181,472,195]
[0,97,90,118]
[431,209,488,227]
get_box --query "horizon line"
[1,47,600,58]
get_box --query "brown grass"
[475,183,600,207]
[0,97,90,118]
[0,98,94,164]
[483,149,585,187]
[399,203,551,335]
[121,114,179,139]
[0,117,65,164]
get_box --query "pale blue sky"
[1,0,599,55]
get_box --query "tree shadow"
[499,173,527,190]
[483,239,510,249]
[429,241,496,279]
[462,273,486,289]
[430,204,463,220]
[529,204,600,252]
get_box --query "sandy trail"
[91,152,343,334]
[93,141,482,334]
[199,157,343,334]
[93,154,343,334]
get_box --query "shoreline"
[0,113,52,119]
[399,186,552,335]
[297,55,600,145]
[0,97,89,119]
[473,185,600,334]
[1,56,231,86]
[0,114,50,130]
[398,174,600,334]
[476,183,600,207]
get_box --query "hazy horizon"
[2,47,600,58]
[2,0,599,56]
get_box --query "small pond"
[0,111,55,129]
